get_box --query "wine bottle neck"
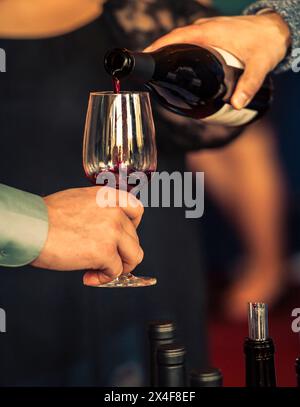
[244,338,277,387]
[104,48,155,83]
[130,52,155,83]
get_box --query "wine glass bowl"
[83,91,157,187]
[83,91,157,287]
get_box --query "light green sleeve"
[0,184,48,267]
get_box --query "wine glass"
[83,91,157,288]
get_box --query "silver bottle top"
[248,302,268,341]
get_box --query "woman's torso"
[0,1,208,386]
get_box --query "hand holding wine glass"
[31,186,144,287]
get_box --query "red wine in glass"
[88,165,153,192]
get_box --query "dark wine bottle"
[148,321,176,387]
[296,358,300,387]
[244,303,277,387]
[104,44,272,128]
[189,368,223,387]
[157,344,186,387]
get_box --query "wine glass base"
[97,273,157,288]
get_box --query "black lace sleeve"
[103,0,216,50]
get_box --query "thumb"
[231,61,270,109]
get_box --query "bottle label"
[212,46,244,69]
[202,103,258,127]
[202,47,258,126]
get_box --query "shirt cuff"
[0,184,48,267]
[244,0,298,73]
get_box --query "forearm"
[244,0,300,72]
[0,184,48,267]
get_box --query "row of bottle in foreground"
[148,303,300,387]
